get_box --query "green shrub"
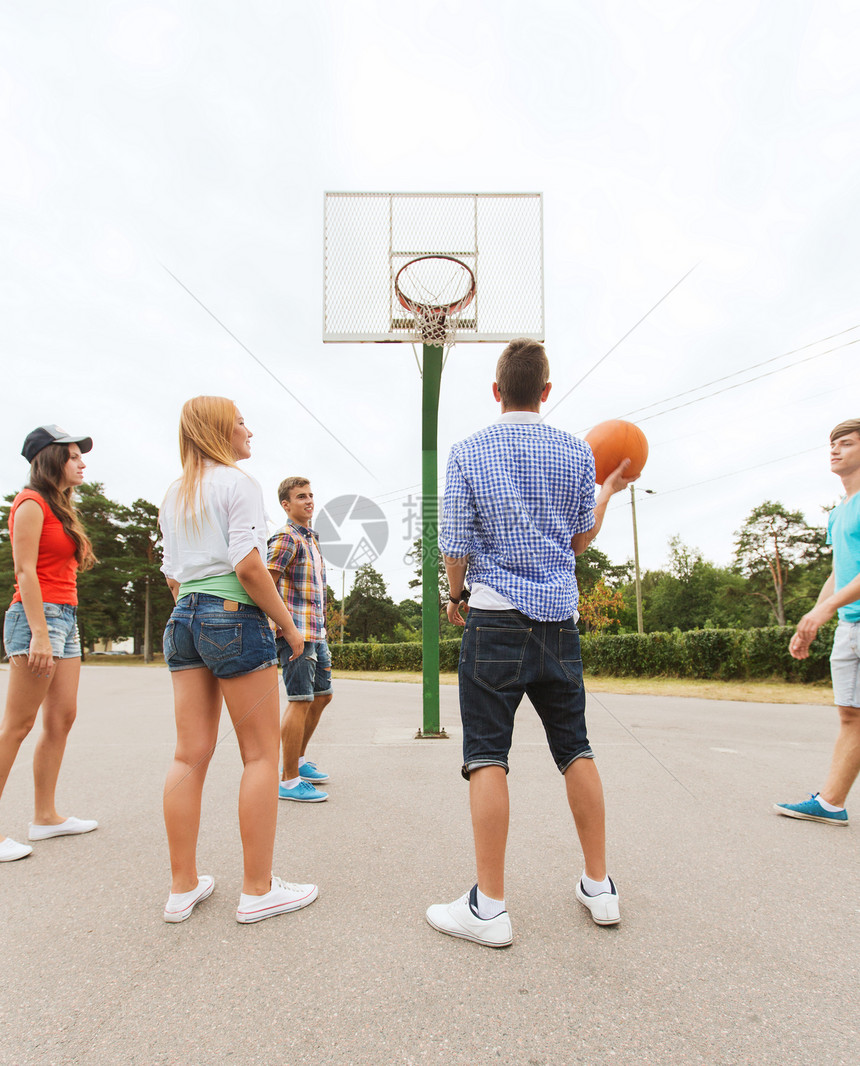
[332,624,837,683]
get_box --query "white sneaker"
[575,877,620,925]
[28,816,98,840]
[236,876,319,924]
[163,875,215,923]
[426,885,513,947]
[0,837,33,862]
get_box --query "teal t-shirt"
[177,571,256,607]
[827,492,860,622]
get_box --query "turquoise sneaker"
[279,780,328,802]
[774,794,848,826]
[299,762,330,784]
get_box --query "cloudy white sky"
[3,0,859,601]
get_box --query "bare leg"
[564,757,607,882]
[280,701,311,780]
[300,693,332,758]
[820,706,860,808]
[163,668,220,894]
[33,657,81,824]
[0,657,51,842]
[469,765,509,901]
[221,666,280,896]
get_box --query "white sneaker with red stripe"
[236,876,318,924]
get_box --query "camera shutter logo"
[316,495,389,569]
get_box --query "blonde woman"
[0,425,98,862]
[159,397,317,924]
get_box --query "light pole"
[630,485,656,635]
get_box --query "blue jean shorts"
[831,621,860,708]
[457,608,593,779]
[3,602,81,659]
[163,594,278,680]
[277,638,333,702]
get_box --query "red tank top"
[8,490,79,606]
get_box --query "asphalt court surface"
[0,665,857,1065]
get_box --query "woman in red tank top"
[0,426,99,862]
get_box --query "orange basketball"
[584,419,648,484]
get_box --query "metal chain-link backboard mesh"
[323,193,544,343]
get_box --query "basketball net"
[394,255,476,356]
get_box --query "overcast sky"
[2,0,859,601]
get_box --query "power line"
[634,338,860,425]
[541,262,701,422]
[617,324,860,422]
[162,265,376,479]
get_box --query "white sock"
[298,757,308,768]
[816,794,844,812]
[282,776,301,789]
[581,872,612,896]
[475,887,505,919]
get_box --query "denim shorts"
[831,621,860,708]
[277,638,333,702]
[3,602,81,659]
[457,608,593,779]
[163,594,278,679]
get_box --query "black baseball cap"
[22,424,94,464]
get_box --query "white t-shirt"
[160,463,269,583]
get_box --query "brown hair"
[831,419,860,443]
[27,444,96,571]
[278,477,310,504]
[495,338,550,408]
[175,396,241,517]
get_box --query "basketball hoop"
[394,255,477,349]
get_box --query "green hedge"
[331,640,463,672]
[331,626,835,683]
[579,625,835,683]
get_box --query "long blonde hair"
[175,396,240,516]
[27,444,96,571]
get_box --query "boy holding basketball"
[775,419,860,826]
[426,338,634,947]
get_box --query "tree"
[326,584,348,644]
[734,502,826,626]
[576,545,631,598]
[119,499,174,660]
[0,495,17,647]
[407,536,465,638]
[578,578,625,633]
[75,483,130,651]
[344,564,400,642]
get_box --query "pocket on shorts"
[42,603,63,619]
[199,622,243,663]
[474,626,531,690]
[163,620,177,663]
[3,606,28,653]
[558,627,583,688]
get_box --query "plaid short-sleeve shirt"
[439,415,596,621]
[266,520,327,640]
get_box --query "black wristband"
[448,588,471,605]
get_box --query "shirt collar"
[496,411,543,424]
[287,518,316,537]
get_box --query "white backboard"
[323,192,544,343]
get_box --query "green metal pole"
[420,342,443,737]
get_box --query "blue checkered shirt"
[440,418,596,621]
